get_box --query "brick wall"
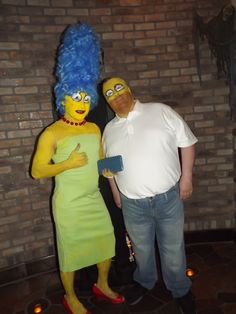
[0,0,235,269]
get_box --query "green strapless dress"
[52,133,115,272]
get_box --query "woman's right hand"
[67,144,88,168]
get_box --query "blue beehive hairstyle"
[54,22,101,115]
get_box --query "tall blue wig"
[54,22,101,115]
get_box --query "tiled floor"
[0,242,236,314]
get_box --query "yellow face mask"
[103,77,130,102]
[62,91,91,122]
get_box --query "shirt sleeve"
[165,106,198,147]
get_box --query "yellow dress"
[50,122,115,272]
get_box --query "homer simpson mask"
[103,77,134,117]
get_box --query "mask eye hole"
[84,95,91,103]
[115,84,124,92]
[105,89,113,97]
[71,92,82,102]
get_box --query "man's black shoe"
[124,282,148,305]
[175,291,197,314]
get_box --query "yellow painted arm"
[31,129,69,179]
[99,142,104,160]
[31,128,88,179]
[94,124,104,159]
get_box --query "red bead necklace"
[61,116,86,126]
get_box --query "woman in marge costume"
[31,23,124,314]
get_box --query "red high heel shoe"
[92,284,125,304]
[62,296,91,314]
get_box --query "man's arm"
[179,144,196,200]
[108,177,122,208]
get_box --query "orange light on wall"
[26,298,50,314]
[186,267,196,278]
[33,304,43,313]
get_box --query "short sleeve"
[164,106,198,147]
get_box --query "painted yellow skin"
[32,92,103,179]
[32,91,120,314]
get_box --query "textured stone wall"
[0,0,235,269]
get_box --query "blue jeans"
[120,183,191,297]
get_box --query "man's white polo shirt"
[102,100,198,199]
